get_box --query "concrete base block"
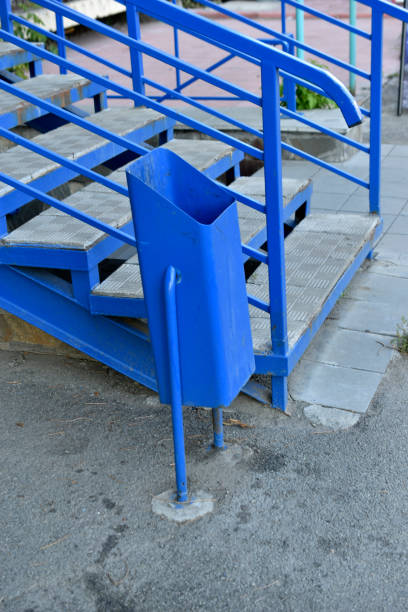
[304,404,360,430]
[152,490,214,523]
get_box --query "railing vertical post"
[283,35,297,111]
[281,0,286,34]
[172,0,181,90]
[261,59,289,411]
[296,0,304,60]
[126,2,145,98]
[55,0,67,75]
[0,0,12,33]
[349,0,357,95]
[369,7,383,215]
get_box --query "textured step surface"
[0,74,104,128]
[0,41,37,59]
[2,138,240,250]
[247,213,380,353]
[0,106,166,198]
[230,175,311,242]
[92,175,313,298]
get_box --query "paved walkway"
[44,2,402,102]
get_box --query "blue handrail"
[1,0,391,412]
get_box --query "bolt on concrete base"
[152,490,214,523]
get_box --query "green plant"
[392,317,408,354]
[281,60,337,111]
[12,1,56,77]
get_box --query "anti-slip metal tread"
[3,139,239,250]
[161,138,237,172]
[0,74,95,116]
[0,106,166,197]
[247,213,380,353]
[230,175,312,207]
[0,41,38,59]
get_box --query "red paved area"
[43,5,402,107]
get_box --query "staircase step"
[230,175,312,237]
[0,41,40,70]
[162,138,243,179]
[247,213,380,353]
[0,74,106,129]
[90,175,313,313]
[2,138,241,253]
[0,106,168,204]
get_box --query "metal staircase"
[0,0,406,413]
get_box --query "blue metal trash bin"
[126,148,255,408]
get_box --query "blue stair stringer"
[0,0,406,412]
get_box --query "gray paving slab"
[345,269,408,304]
[341,194,406,215]
[388,214,408,234]
[300,322,393,373]
[289,360,384,414]
[375,234,408,266]
[329,296,406,336]
[310,191,350,211]
[367,259,408,278]
[303,404,360,430]
[311,171,359,195]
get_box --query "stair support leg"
[93,91,107,113]
[0,216,7,238]
[159,126,174,145]
[272,375,288,412]
[72,265,100,308]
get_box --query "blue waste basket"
[126,148,255,409]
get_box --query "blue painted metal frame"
[1,0,404,414]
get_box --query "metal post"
[281,0,286,35]
[212,407,224,449]
[369,8,383,215]
[127,2,145,98]
[296,0,304,60]
[349,0,357,95]
[283,35,297,111]
[56,0,67,75]
[164,266,188,503]
[0,0,12,33]
[172,0,181,90]
[261,60,289,411]
[397,0,408,115]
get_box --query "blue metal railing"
[145,0,408,222]
[0,0,365,410]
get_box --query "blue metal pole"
[349,0,357,95]
[281,0,286,34]
[296,0,304,60]
[164,266,188,503]
[56,0,67,75]
[369,7,383,215]
[283,35,297,111]
[172,0,181,90]
[261,60,289,411]
[126,1,145,97]
[0,0,12,32]
[212,407,224,449]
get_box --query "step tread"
[0,106,166,197]
[162,138,236,172]
[2,139,240,250]
[230,175,312,206]
[92,176,313,298]
[247,213,380,353]
[0,74,93,115]
[0,41,38,58]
